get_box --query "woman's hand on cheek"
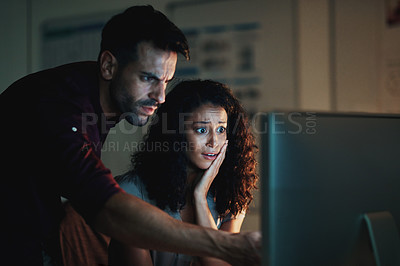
[193,140,228,201]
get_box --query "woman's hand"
[193,140,228,201]
[191,140,234,266]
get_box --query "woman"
[109,80,258,265]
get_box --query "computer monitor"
[260,111,400,266]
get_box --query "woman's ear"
[99,50,117,81]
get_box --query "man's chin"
[125,114,149,127]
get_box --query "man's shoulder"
[3,61,98,99]
[3,61,99,114]
[41,61,99,97]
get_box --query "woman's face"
[185,104,228,170]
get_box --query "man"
[0,5,261,266]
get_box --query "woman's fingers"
[195,140,229,196]
[204,140,228,181]
[208,140,228,175]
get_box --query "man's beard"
[124,98,159,126]
[111,88,159,126]
[123,106,149,126]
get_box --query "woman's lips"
[202,153,218,160]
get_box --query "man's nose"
[149,81,166,104]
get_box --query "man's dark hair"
[99,5,189,67]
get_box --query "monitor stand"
[363,211,400,266]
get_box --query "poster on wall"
[169,0,269,120]
[175,22,262,118]
[379,0,400,112]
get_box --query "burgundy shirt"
[0,62,123,265]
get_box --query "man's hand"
[224,231,262,266]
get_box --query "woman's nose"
[206,133,218,148]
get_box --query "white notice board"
[169,0,299,115]
[169,0,266,118]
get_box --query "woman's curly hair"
[129,79,258,218]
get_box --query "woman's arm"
[193,194,245,233]
[193,194,218,230]
[108,238,153,266]
[192,141,248,265]
[193,190,245,266]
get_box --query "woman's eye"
[217,126,226,133]
[195,128,207,134]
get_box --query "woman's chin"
[200,162,213,170]
[187,159,212,171]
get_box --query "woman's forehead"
[189,105,227,122]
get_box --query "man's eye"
[141,76,155,82]
[195,128,207,134]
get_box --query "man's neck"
[98,76,120,122]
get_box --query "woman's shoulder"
[115,171,180,219]
[114,171,148,199]
[115,170,140,185]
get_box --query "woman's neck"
[186,166,202,186]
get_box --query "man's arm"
[93,192,261,266]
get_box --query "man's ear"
[99,50,118,81]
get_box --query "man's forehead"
[137,41,177,61]
[135,43,177,77]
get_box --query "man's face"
[110,41,177,126]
